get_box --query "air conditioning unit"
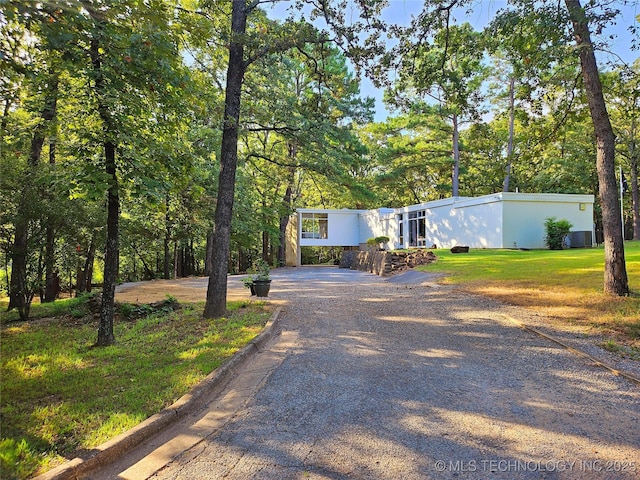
[570,231,593,248]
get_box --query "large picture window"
[301,213,328,239]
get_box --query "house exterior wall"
[358,208,396,249]
[285,193,595,266]
[446,196,504,248]
[501,193,594,249]
[296,209,362,247]
[284,214,299,267]
[396,197,503,249]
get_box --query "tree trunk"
[278,142,297,267]
[204,0,248,318]
[97,140,119,345]
[163,194,171,279]
[88,32,119,345]
[565,0,628,295]
[629,118,639,240]
[503,76,515,192]
[631,148,639,240]
[44,135,58,303]
[8,73,59,317]
[451,112,460,197]
[261,197,269,261]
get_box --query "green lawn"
[0,298,273,480]
[419,240,640,349]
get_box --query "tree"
[604,61,640,240]
[390,23,488,197]
[565,0,628,296]
[203,1,322,317]
[203,0,251,318]
[2,3,63,319]
[358,113,453,205]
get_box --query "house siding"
[286,193,595,266]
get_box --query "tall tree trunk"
[163,195,171,279]
[565,0,628,295]
[44,135,58,302]
[631,147,639,240]
[629,118,639,240]
[261,198,269,261]
[88,32,119,345]
[8,73,59,317]
[97,140,119,345]
[503,76,515,192]
[451,112,460,197]
[204,0,248,317]
[278,141,297,267]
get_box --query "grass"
[418,240,640,351]
[0,297,273,480]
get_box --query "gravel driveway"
[151,267,639,480]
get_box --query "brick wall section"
[340,250,392,276]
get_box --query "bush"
[545,217,573,250]
[366,236,390,250]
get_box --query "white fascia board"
[295,208,366,214]
[395,197,473,214]
[499,192,595,203]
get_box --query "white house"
[285,192,595,267]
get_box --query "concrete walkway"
[94,268,638,479]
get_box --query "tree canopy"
[2,0,638,329]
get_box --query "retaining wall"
[340,250,392,276]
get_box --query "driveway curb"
[33,306,283,480]
[503,314,640,386]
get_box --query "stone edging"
[32,306,283,480]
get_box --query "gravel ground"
[151,267,639,480]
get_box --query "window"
[408,210,426,246]
[398,214,404,245]
[301,213,328,239]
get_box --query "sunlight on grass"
[420,241,640,347]
[1,299,274,479]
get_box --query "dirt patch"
[115,276,250,304]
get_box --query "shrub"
[366,236,390,250]
[545,217,573,250]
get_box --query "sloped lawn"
[421,240,640,353]
[0,298,273,479]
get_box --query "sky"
[265,0,640,122]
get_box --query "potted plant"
[252,259,271,297]
[242,275,256,296]
[242,259,271,297]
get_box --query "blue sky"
[265,1,640,121]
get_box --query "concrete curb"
[503,314,640,387]
[33,306,283,480]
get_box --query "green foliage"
[0,294,96,324]
[253,259,271,281]
[300,246,342,265]
[367,236,390,249]
[544,217,573,250]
